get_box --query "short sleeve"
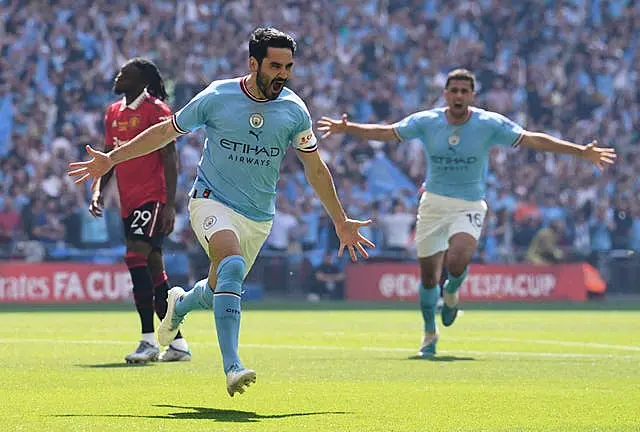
[150,100,172,125]
[292,104,317,153]
[172,85,218,134]
[487,111,524,148]
[392,111,431,141]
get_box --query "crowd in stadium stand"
[1,0,640,278]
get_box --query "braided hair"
[126,57,168,101]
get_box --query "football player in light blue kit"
[318,69,615,356]
[68,28,374,396]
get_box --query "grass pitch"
[0,301,639,432]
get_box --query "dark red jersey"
[104,91,172,217]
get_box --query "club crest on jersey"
[448,135,460,146]
[249,113,264,129]
[129,116,141,128]
[203,216,217,230]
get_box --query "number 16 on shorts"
[466,212,483,228]
[452,209,485,241]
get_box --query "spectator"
[264,196,299,293]
[307,252,346,301]
[570,209,593,263]
[512,215,540,260]
[378,198,415,258]
[526,218,566,265]
[30,198,66,246]
[299,199,320,251]
[591,204,615,253]
[1,0,638,267]
[265,197,299,252]
[0,197,20,255]
[611,196,633,250]
[630,201,640,253]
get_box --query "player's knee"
[446,250,470,277]
[215,255,246,294]
[124,251,147,269]
[207,229,242,257]
[147,250,165,275]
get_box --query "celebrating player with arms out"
[69,28,374,396]
[94,58,190,363]
[318,69,616,357]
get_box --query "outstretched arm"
[317,113,399,142]
[296,149,375,261]
[519,131,616,170]
[70,83,215,189]
[110,119,181,164]
[68,119,182,188]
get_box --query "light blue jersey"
[393,107,524,202]
[172,77,317,221]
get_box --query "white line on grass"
[317,332,640,352]
[240,343,639,359]
[0,338,638,360]
[447,336,640,352]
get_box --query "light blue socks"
[213,255,246,373]
[444,267,468,294]
[175,278,214,316]
[419,284,439,333]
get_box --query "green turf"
[0,303,638,431]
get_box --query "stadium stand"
[1,0,639,293]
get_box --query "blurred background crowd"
[1,0,639,292]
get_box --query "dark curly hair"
[248,27,297,65]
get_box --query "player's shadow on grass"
[75,363,156,368]
[53,404,350,423]
[154,404,350,422]
[407,355,476,362]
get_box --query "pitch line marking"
[0,338,638,360]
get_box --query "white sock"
[141,332,157,346]
[170,338,189,352]
[443,291,459,308]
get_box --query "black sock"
[129,265,155,334]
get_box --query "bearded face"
[252,47,294,100]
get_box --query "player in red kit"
[91,58,190,363]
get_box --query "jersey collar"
[444,107,473,126]
[119,90,149,112]
[240,76,269,103]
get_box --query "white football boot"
[157,287,186,346]
[226,368,257,397]
[125,340,160,363]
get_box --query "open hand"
[335,218,375,262]
[68,145,114,191]
[582,140,616,171]
[89,193,104,218]
[317,113,349,139]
